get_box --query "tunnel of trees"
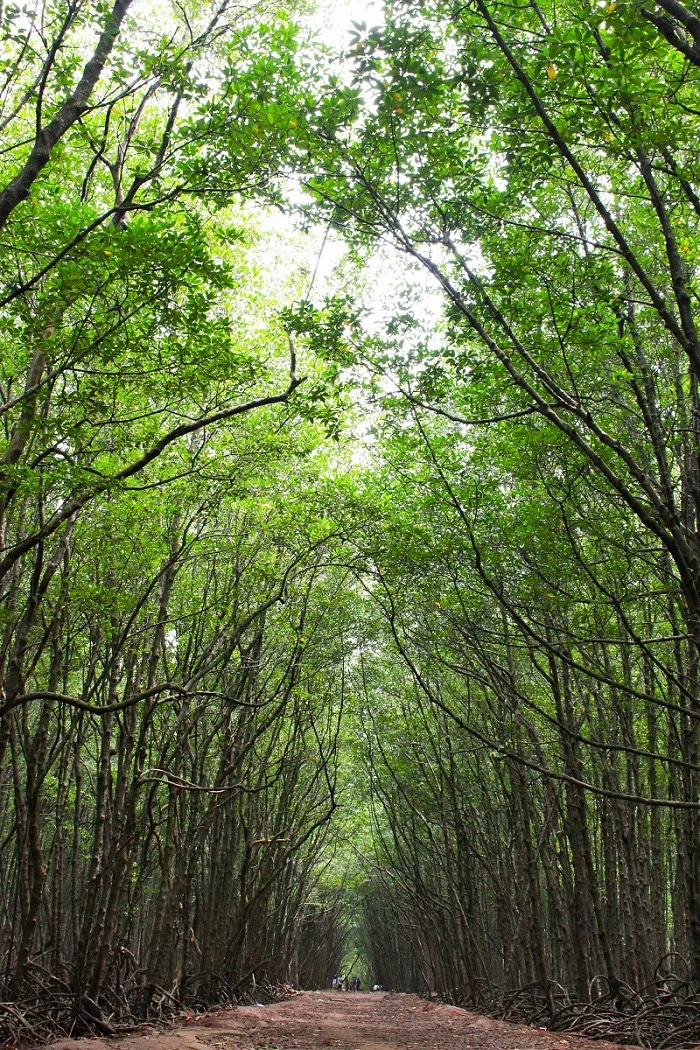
[2,0,700,1045]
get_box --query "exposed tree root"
[0,969,296,1050]
[470,965,700,1049]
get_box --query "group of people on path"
[331,974,361,991]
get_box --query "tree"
[298,0,700,1003]
[0,0,360,1028]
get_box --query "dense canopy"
[2,0,700,1045]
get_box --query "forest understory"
[12,992,687,1050]
[10,977,700,1050]
[11,991,700,1050]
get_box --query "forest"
[1,0,700,1045]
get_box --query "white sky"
[310,0,386,47]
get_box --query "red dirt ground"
[46,992,634,1050]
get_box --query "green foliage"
[4,0,700,1015]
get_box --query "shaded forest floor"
[43,992,634,1050]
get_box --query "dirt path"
[48,992,633,1050]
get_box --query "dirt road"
[48,992,632,1050]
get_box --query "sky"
[312,0,386,46]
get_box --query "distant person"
[343,974,350,991]
[355,976,361,991]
